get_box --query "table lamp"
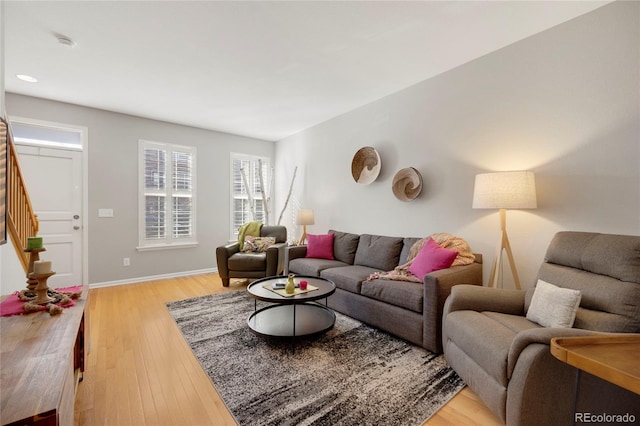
[296,209,314,245]
[473,171,537,289]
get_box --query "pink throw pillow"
[409,238,458,278]
[306,233,335,260]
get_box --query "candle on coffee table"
[34,260,52,274]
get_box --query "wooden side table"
[551,334,640,395]
[0,286,89,425]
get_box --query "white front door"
[15,144,83,287]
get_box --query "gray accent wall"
[4,93,274,288]
[274,1,640,288]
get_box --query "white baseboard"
[89,267,218,289]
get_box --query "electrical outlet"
[123,257,130,267]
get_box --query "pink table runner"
[0,286,84,317]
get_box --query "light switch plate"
[98,208,114,218]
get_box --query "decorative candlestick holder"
[28,271,56,305]
[24,248,47,293]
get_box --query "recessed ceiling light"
[16,74,38,83]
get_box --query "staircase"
[1,118,39,272]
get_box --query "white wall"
[3,94,274,289]
[275,1,640,289]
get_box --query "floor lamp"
[296,209,314,245]
[472,171,537,289]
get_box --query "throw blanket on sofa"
[367,233,475,283]
[237,221,263,246]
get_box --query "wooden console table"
[551,334,640,395]
[0,287,89,426]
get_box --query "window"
[139,140,197,250]
[231,153,270,238]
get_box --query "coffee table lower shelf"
[248,303,335,338]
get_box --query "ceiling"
[4,1,610,142]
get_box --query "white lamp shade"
[296,209,315,225]
[472,171,537,209]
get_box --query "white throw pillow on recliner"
[526,279,582,328]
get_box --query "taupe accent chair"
[443,231,640,426]
[216,226,287,287]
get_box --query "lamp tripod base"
[488,209,522,290]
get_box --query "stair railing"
[1,118,39,272]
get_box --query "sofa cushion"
[399,237,421,265]
[320,265,380,294]
[354,234,404,271]
[526,279,582,328]
[306,233,335,259]
[361,279,423,313]
[289,258,349,277]
[329,230,360,264]
[409,237,458,278]
[228,252,266,271]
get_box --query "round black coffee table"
[247,275,336,338]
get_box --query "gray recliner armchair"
[216,225,287,287]
[442,231,640,425]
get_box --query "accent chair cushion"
[228,252,266,271]
[242,236,275,253]
[526,279,582,328]
[409,238,458,279]
[306,233,335,260]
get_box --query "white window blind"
[139,140,197,250]
[230,153,270,238]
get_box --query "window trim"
[138,139,198,250]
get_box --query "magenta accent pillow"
[306,233,335,260]
[409,237,458,278]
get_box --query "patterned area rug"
[167,291,464,426]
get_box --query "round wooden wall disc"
[392,167,422,201]
[351,147,381,184]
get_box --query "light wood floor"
[75,273,503,425]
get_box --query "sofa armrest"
[423,261,483,353]
[507,327,601,379]
[266,242,288,276]
[284,245,307,274]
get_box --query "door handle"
[74,226,81,230]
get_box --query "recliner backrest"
[536,231,640,333]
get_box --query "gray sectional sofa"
[285,230,483,353]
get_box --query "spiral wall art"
[392,167,423,201]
